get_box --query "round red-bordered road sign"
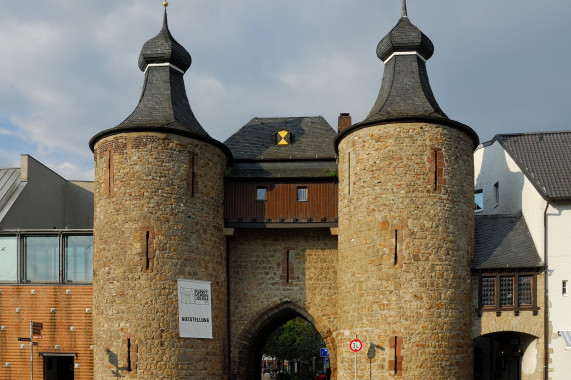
[349,338,363,352]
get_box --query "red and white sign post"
[349,338,362,380]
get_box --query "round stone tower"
[335,2,478,379]
[89,8,230,379]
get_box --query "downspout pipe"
[543,200,550,380]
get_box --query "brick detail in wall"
[427,147,446,192]
[137,228,156,273]
[379,221,404,269]
[388,335,403,376]
[187,153,199,197]
[104,150,114,197]
[279,249,296,284]
[121,334,138,375]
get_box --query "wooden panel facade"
[224,180,338,225]
[0,285,93,380]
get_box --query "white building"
[473,131,571,380]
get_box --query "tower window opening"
[145,231,150,271]
[106,150,114,197]
[393,336,398,374]
[187,153,199,197]
[563,280,568,296]
[127,338,132,372]
[394,229,398,265]
[286,250,290,284]
[494,182,499,206]
[433,149,438,191]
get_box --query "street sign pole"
[30,321,33,380]
[349,337,363,380]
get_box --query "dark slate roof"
[473,214,544,270]
[336,6,478,150]
[224,117,337,161]
[0,168,26,222]
[497,131,571,200]
[138,11,192,73]
[376,15,434,62]
[90,10,230,158]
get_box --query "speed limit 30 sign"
[349,338,362,352]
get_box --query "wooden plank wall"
[0,285,93,379]
[224,180,338,223]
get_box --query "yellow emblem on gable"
[277,130,290,145]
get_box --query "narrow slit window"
[433,149,438,191]
[494,182,499,205]
[286,250,290,284]
[394,230,398,265]
[393,336,398,374]
[145,231,150,271]
[187,153,199,197]
[563,280,568,296]
[127,338,132,372]
[106,150,114,197]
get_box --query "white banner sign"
[177,279,213,339]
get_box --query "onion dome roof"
[138,11,192,73]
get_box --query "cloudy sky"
[0,0,569,180]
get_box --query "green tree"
[263,317,325,370]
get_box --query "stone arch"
[473,331,541,380]
[231,301,335,380]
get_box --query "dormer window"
[277,130,290,146]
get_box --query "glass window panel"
[518,275,533,305]
[24,236,59,282]
[474,190,483,212]
[481,277,495,306]
[297,187,307,202]
[257,187,267,201]
[0,236,18,282]
[65,235,93,283]
[500,276,514,306]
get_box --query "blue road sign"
[320,348,329,357]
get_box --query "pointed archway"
[231,301,335,380]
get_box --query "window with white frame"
[474,189,483,212]
[0,233,93,284]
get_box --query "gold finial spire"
[163,1,168,8]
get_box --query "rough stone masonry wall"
[228,228,338,379]
[92,132,227,379]
[337,122,475,379]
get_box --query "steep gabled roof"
[224,117,337,161]
[473,214,544,270]
[497,131,571,200]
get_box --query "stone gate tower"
[335,3,479,379]
[89,9,230,379]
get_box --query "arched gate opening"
[473,331,538,380]
[233,302,332,380]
